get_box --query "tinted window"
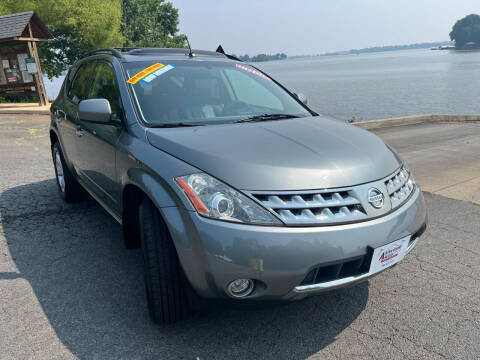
[223,68,283,110]
[64,68,75,96]
[68,62,95,103]
[88,62,121,119]
[124,61,310,125]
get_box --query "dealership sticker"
[236,64,271,80]
[141,64,176,83]
[127,63,165,84]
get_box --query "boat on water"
[431,45,455,50]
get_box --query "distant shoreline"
[290,41,453,59]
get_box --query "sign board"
[25,58,37,75]
[0,11,51,105]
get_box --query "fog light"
[227,279,254,298]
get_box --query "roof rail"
[125,48,226,58]
[87,48,123,59]
[85,47,242,61]
[113,47,142,53]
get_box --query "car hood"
[146,117,402,191]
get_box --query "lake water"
[44,48,480,122]
[257,49,480,121]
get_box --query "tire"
[51,141,84,203]
[139,198,191,324]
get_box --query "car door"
[55,62,95,168]
[75,61,123,212]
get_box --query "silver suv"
[50,47,427,324]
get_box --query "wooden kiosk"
[0,11,52,105]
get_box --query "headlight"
[175,173,281,225]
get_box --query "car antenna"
[186,36,194,57]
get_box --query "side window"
[68,62,95,104]
[223,68,283,111]
[88,62,121,119]
[64,68,75,96]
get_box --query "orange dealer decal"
[127,63,165,84]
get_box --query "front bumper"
[293,227,424,293]
[163,187,427,300]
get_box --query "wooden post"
[26,23,48,106]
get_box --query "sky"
[170,0,480,56]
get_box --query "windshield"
[123,60,311,126]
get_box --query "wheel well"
[122,184,147,249]
[50,130,58,146]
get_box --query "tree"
[236,53,287,62]
[0,0,123,78]
[450,14,480,49]
[0,0,186,78]
[121,0,186,48]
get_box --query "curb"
[1,112,480,124]
[0,110,50,115]
[353,114,480,130]
[0,103,51,116]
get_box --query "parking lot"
[0,114,479,359]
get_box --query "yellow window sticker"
[127,63,165,84]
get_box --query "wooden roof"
[0,11,52,42]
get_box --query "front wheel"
[51,141,83,203]
[139,198,192,324]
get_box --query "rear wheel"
[51,141,83,203]
[139,198,196,324]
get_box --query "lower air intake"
[299,251,373,286]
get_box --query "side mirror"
[78,98,112,124]
[294,92,308,105]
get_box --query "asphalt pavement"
[0,114,479,359]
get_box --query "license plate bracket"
[369,236,410,274]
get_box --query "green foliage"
[121,0,186,48]
[0,0,185,78]
[450,14,480,49]
[0,0,123,78]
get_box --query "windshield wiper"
[150,122,206,128]
[234,113,300,123]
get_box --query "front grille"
[299,251,373,286]
[251,190,367,225]
[249,164,415,226]
[385,166,415,209]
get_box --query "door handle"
[75,126,84,137]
